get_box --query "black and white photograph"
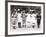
[7,1,45,35]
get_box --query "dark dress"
[37,15,41,28]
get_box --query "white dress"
[26,14,37,27]
[26,14,31,27]
[31,14,37,27]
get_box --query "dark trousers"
[37,19,41,28]
[18,22,21,28]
